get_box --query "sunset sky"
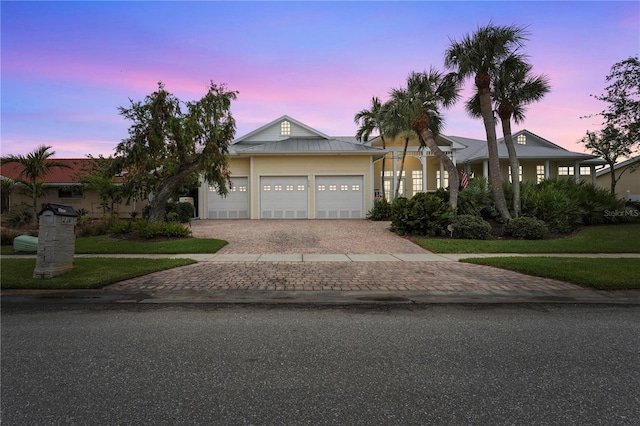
[2,1,639,158]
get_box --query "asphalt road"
[2,304,639,425]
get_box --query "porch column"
[391,150,397,200]
[591,165,596,186]
[544,160,550,179]
[422,154,427,192]
[439,162,445,189]
[483,160,489,179]
[574,160,580,183]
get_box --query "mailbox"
[33,203,79,279]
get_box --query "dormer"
[234,115,330,144]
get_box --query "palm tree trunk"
[395,136,409,199]
[380,136,387,202]
[479,91,511,221]
[32,180,38,221]
[419,131,459,209]
[501,118,520,217]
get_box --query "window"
[508,165,523,183]
[329,185,337,191]
[297,185,305,191]
[412,170,423,193]
[558,166,574,176]
[58,186,83,198]
[340,184,349,191]
[229,186,236,192]
[280,120,291,136]
[263,185,271,191]
[352,184,360,191]
[239,186,247,192]
[317,185,325,191]
[536,165,545,183]
[580,167,591,176]
[286,185,294,191]
[517,134,526,145]
[274,185,282,191]
[436,170,449,188]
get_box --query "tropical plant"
[445,23,529,221]
[450,214,492,239]
[385,88,416,199]
[504,216,548,240]
[457,176,499,219]
[404,69,462,209]
[367,199,392,221]
[390,192,453,236]
[355,97,390,201]
[113,81,237,222]
[0,145,71,220]
[1,178,14,212]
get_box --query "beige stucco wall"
[596,163,640,199]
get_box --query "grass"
[461,257,640,290]
[415,224,640,253]
[1,257,196,289]
[1,235,227,255]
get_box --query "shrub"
[108,220,134,235]
[166,202,194,223]
[450,214,492,240]
[457,177,500,220]
[390,193,453,236]
[76,216,117,237]
[4,202,32,227]
[504,216,548,240]
[367,199,392,221]
[521,180,583,233]
[1,228,24,246]
[132,221,191,239]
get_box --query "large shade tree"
[354,97,390,201]
[445,23,528,221]
[582,56,640,195]
[0,145,70,220]
[113,82,237,222]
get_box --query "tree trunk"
[32,181,38,222]
[610,165,617,196]
[418,130,459,209]
[147,162,203,222]
[500,117,520,217]
[395,136,409,199]
[479,89,511,221]
[380,136,387,202]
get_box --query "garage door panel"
[207,177,248,219]
[261,177,308,219]
[316,176,363,219]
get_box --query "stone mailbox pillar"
[34,203,79,279]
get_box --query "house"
[0,158,145,218]
[198,116,607,219]
[596,155,640,201]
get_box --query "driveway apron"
[105,220,598,298]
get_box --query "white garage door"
[315,176,364,219]
[207,177,248,219]
[261,176,308,219]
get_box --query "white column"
[483,160,489,179]
[391,150,397,200]
[439,162,445,189]
[422,154,427,192]
[574,160,580,183]
[544,160,550,179]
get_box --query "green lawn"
[461,257,640,290]
[416,224,640,253]
[1,235,227,255]
[1,257,196,289]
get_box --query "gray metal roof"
[595,155,640,177]
[233,137,384,155]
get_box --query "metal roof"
[233,137,384,155]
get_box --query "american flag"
[460,170,469,189]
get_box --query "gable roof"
[452,130,599,163]
[596,155,640,177]
[0,158,94,184]
[235,136,384,155]
[234,115,330,144]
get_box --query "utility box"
[34,203,78,279]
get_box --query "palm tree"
[1,145,70,220]
[354,97,389,201]
[466,55,550,216]
[405,69,462,209]
[445,23,528,221]
[386,88,416,199]
[494,56,550,216]
[1,178,15,212]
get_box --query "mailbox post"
[34,203,79,279]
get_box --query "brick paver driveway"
[189,219,426,254]
[107,219,592,297]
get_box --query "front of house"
[198,115,605,219]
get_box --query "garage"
[260,176,308,219]
[207,177,249,219]
[315,176,364,219]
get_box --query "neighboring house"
[199,116,607,219]
[596,155,640,201]
[0,159,145,218]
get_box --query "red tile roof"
[0,159,96,184]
